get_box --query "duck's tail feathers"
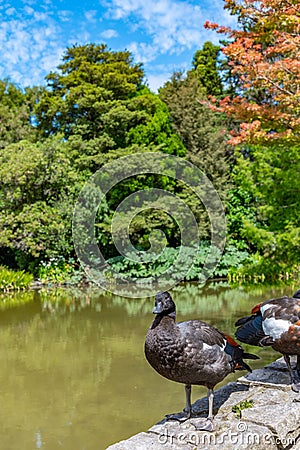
[224,335,259,373]
[242,352,260,360]
[235,315,253,327]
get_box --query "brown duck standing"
[235,290,300,392]
[145,291,258,431]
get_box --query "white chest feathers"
[261,304,291,340]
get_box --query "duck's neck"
[151,311,176,329]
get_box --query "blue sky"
[0,0,236,92]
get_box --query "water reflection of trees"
[0,282,296,316]
[32,281,299,317]
[0,291,35,310]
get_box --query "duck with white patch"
[235,290,300,392]
[145,291,258,431]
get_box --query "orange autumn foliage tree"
[205,0,300,145]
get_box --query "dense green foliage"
[0,266,33,291]
[191,41,223,97]
[0,80,36,148]
[206,0,300,279]
[108,244,249,281]
[0,44,186,273]
[0,136,81,269]
[0,38,298,285]
[159,72,232,202]
[231,142,300,275]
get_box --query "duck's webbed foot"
[165,411,214,431]
[165,385,215,432]
[190,417,214,432]
[165,411,191,422]
[292,381,300,393]
[292,373,300,393]
[165,384,193,422]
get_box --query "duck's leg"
[184,383,192,418]
[190,389,214,432]
[165,384,192,421]
[284,354,300,393]
[294,355,300,392]
[297,355,300,377]
[165,385,214,431]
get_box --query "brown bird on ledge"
[145,291,258,431]
[235,290,300,392]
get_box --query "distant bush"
[106,243,250,282]
[228,253,300,284]
[0,266,33,291]
[37,256,86,286]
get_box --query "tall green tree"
[159,71,232,240]
[35,44,184,169]
[159,72,231,200]
[0,80,36,148]
[233,143,300,267]
[192,41,223,97]
[0,136,80,268]
[35,44,144,138]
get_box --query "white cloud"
[57,10,73,22]
[0,0,237,90]
[104,0,205,63]
[146,72,171,92]
[0,6,64,87]
[127,41,157,63]
[68,30,91,46]
[85,10,98,22]
[33,11,49,21]
[104,0,236,64]
[100,29,118,39]
[5,7,16,16]
[23,6,35,15]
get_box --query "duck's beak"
[153,302,163,314]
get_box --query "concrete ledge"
[107,358,300,449]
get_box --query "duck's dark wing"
[293,290,300,299]
[177,319,226,348]
[235,313,268,346]
[178,320,257,373]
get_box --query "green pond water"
[0,282,297,450]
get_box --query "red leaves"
[205,0,300,144]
